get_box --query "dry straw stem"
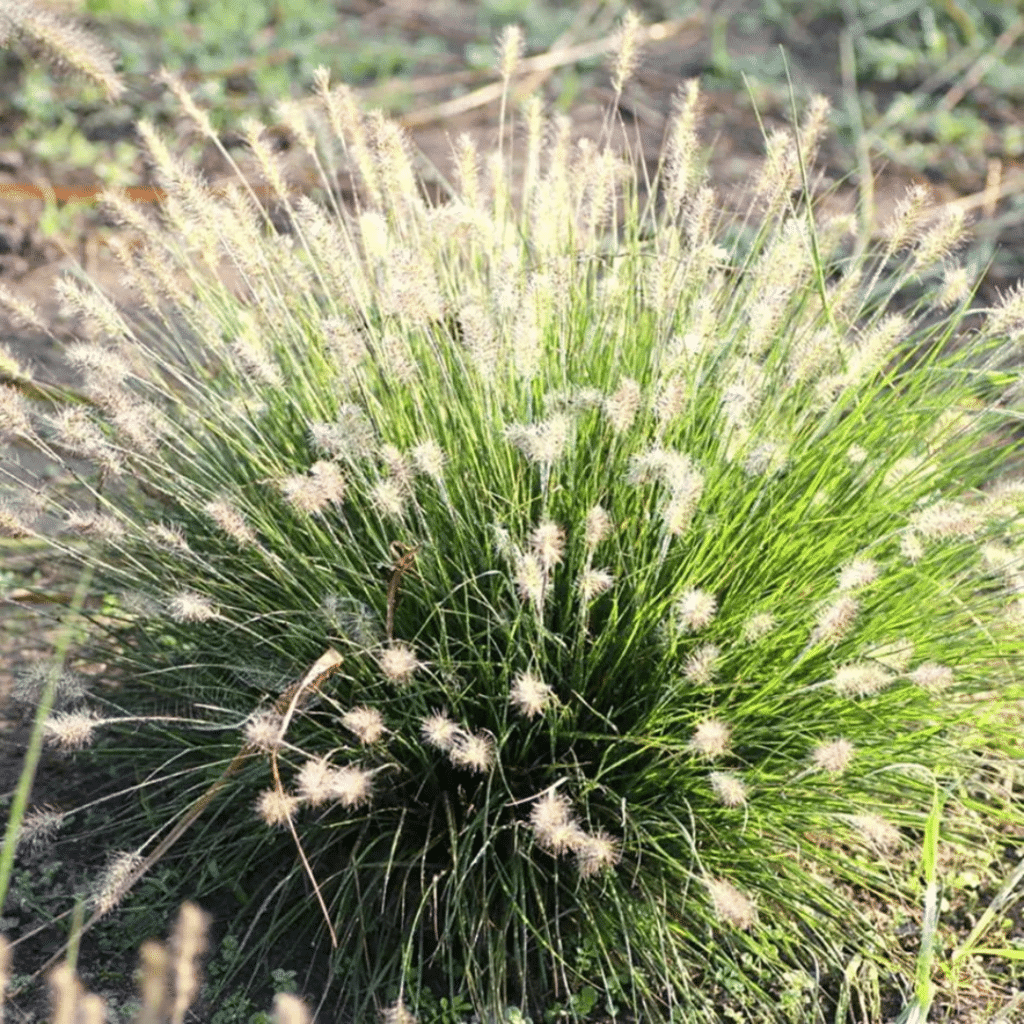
[398,16,701,128]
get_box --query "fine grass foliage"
[3,18,1024,1023]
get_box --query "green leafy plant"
[3,19,1024,1024]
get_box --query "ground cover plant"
[2,10,1024,1023]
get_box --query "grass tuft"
[4,22,1024,1023]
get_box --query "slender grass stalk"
[0,564,92,913]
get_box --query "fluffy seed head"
[243,710,284,753]
[584,505,613,547]
[851,813,902,853]
[986,278,1024,337]
[381,1001,418,1024]
[912,206,967,271]
[497,24,524,81]
[740,611,776,643]
[63,511,126,543]
[329,765,374,808]
[811,738,855,774]
[706,878,756,930]
[684,643,720,685]
[811,595,859,646]
[676,588,717,633]
[296,757,335,807]
[604,377,642,432]
[410,439,446,480]
[166,591,219,623]
[16,806,65,851]
[510,669,555,719]
[309,406,377,462]
[420,711,462,752]
[578,567,615,601]
[449,731,494,773]
[93,850,143,916]
[611,9,643,93]
[710,771,747,807]
[910,499,983,542]
[884,183,931,255]
[690,719,731,759]
[256,788,301,828]
[342,706,386,745]
[506,413,571,465]
[279,461,346,515]
[370,478,408,521]
[909,662,954,692]
[378,643,422,684]
[44,709,100,751]
[830,662,894,698]
[530,788,583,855]
[204,498,257,546]
[0,386,34,440]
[574,829,621,878]
[937,265,972,309]
[531,520,565,571]
[273,994,311,1024]
[837,558,879,592]
[514,552,546,610]
[4,1,123,99]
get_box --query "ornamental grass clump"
[5,24,1024,1023]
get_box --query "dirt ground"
[3,3,1024,1019]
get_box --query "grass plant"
[2,15,1024,1023]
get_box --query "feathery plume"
[3,0,123,99]
[584,505,613,547]
[578,568,615,602]
[243,710,284,753]
[497,24,524,81]
[166,592,219,623]
[830,662,894,698]
[706,878,756,930]
[574,829,621,878]
[203,498,258,547]
[296,757,335,808]
[342,706,386,745]
[169,902,208,1024]
[739,611,776,643]
[676,589,717,633]
[256,787,301,828]
[611,10,643,93]
[851,813,902,853]
[530,788,584,855]
[93,850,144,916]
[420,711,462,752]
[811,738,855,774]
[690,719,731,759]
[329,765,374,809]
[710,772,747,807]
[44,709,100,751]
[509,670,555,719]
[378,643,422,685]
[810,595,859,646]
[449,731,495,774]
